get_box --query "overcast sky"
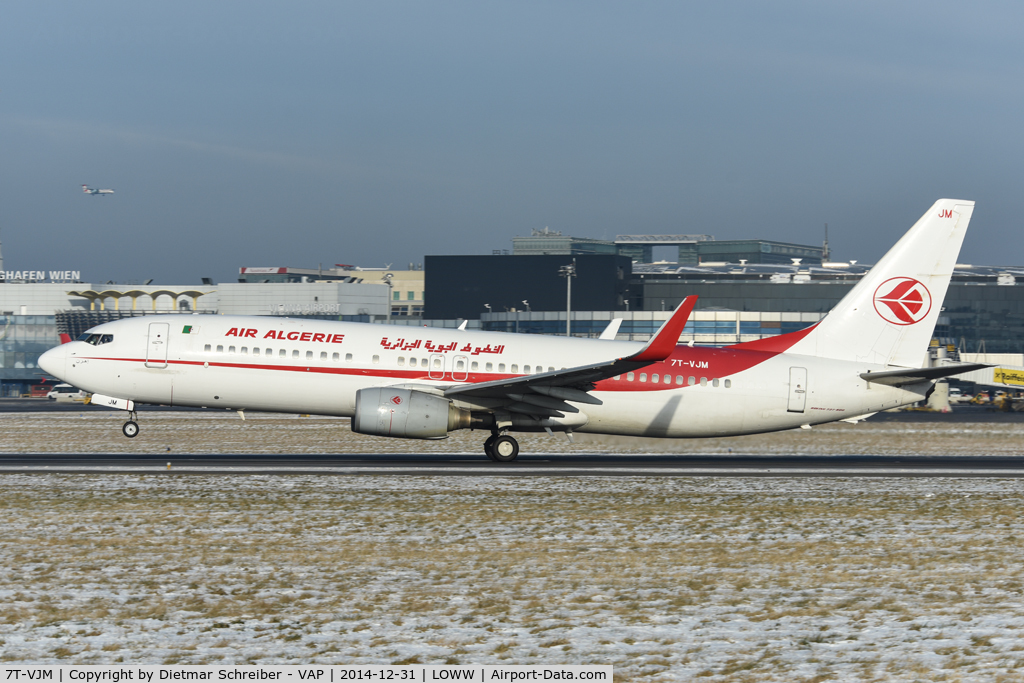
[2,1,1023,284]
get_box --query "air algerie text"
[224,328,345,344]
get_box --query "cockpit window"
[77,333,114,346]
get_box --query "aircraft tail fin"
[781,199,975,367]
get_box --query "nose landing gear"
[122,410,140,438]
[483,432,519,462]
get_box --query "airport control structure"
[1,228,1022,396]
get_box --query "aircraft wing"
[859,363,991,387]
[443,296,696,413]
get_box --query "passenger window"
[639,373,647,382]
[523,365,529,373]
[216,345,224,353]
[700,377,707,387]
[688,376,696,386]
[614,375,621,380]
[652,374,659,383]
[279,349,286,358]
[486,362,493,372]
[398,357,405,366]
[345,353,353,362]
[676,375,683,385]
[712,378,719,387]
[498,363,506,372]
[409,357,417,367]
[241,347,248,355]
[373,355,380,364]
[332,352,339,361]
[548,367,554,372]
[204,344,211,352]
[456,359,465,370]
[320,352,327,361]
[433,357,442,369]
[725,379,732,388]
[292,350,300,359]
[306,351,313,360]
[228,346,236,354]
[471,361,478,371]
[627,372,634,381]
[265,348,272,357]
[511,364,519,373]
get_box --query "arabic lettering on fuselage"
[379,337,505,355]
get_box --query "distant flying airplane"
[82,185,114,196]
[39,199,986,462]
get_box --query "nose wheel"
[122,410,140,438]
[484,433,519,462]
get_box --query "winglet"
[627,296,697,362]
[598,317,623,340]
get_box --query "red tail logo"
[873,277,932,325]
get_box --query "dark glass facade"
[424,255,632,320]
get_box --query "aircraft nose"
[39,344,68,379]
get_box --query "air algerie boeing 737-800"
[39,199,988,462]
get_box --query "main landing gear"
[484,432,519,462]
[122,411,140,438]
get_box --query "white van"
[46,384,89,401]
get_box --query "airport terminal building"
[3,249,1023,396]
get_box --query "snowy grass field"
[2,413,1024,679]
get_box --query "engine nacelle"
[352,388,471,439]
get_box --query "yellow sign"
[994,368,1024,386]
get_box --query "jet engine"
[352,387,472,439]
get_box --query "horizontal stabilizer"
[860,363,991,386]
[840,412,877,424]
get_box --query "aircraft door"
[145,322,170,368]
[452,355,469,382]
[787,367,807,413]
[428,353,445,380]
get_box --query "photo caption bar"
[3,667,612,682]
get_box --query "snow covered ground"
[3,474,1024,681]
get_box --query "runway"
[4,453,1024,476]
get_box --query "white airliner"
[82,185,114,196]
[39,199,986,461]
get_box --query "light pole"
[558,260,576,337]
[382,273,394,324]
[518,300,530,334]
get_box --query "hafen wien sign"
[3,270,82,281]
